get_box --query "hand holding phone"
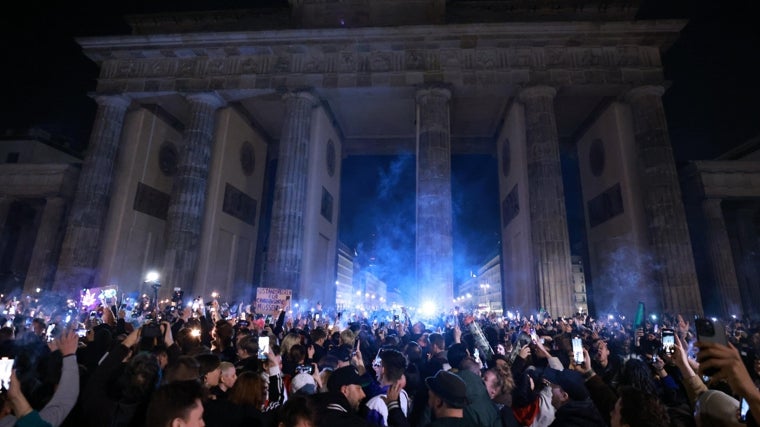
[257,336,270,360]
[0,358,14,391]
[572,337,584,364]
[661,328,676,356]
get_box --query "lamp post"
[144,271,160,310]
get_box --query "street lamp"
[144,271,161,309]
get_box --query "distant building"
[335,241,355,310]
[459,255,502,315]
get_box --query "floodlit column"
[625,85,703,316]
[264,91,318,291]
[24,197,66,293]
[54,95,130,291]
[518,86,574,317]
[163,92,225,294]
[702,199,741,316]
[415,86,454,310]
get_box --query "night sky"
[2,1,758,292]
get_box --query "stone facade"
[3,3,732,317]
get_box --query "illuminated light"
[507,311,514,320]
[466,293,472,299]
[608,314,614,320]
[211,291,219,299]
[356,291,361,296]
[452,299,457,303]
[711,317,717,322]
[190,329,201,338]
[651,314,657,321]
[419,301,436,318]
[35,288,41,293]
[145,271,160,282]
[732,314,737,319]
[294,303,299,308]
[335,280,339,285]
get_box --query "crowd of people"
[0,293,758,427]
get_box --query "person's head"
[590,339,609,364]
[425,370,469,418]
[483,365,514,403]
[289,344,307,364]
[447,343,468,370]
[119,352,161,402]
[164,355,201,384]
[196,354,221,387]
[327,346,352,368]
[32,318,46,336]
[327,366,366,412]
[236,335,259,361]
[280,332,303,360]
[290,372,318,395]
[610,385,670,427]
[339,329,356,348]
[375,348,407,385]
[619,358,658,396]
[229,371,267,408]
[212,321,233,345]
[218,362,237,390]
[542,368,589,409]
[146,380,205,427]
[428,333,445,354]
[310,327,327,345]
[277,395,318,427]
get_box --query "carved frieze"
[97,43,663,91]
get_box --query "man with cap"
[542,368,605,427]
[316,365,371,427]
[425,370,474,427]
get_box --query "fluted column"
[162,92,225,294]
[54,95,130,291]
[415,86,454,308]
[518,86,574,317]
[263,91,318,292]
[702,199,741,316]
[24,197,67,293]
[626,86,703,316]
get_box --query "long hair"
[228,371,265,408]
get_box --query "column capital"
[94,94,132,109]
[415,84,452,101]
[625,85,665,103]
[282,89,320,107]
[518,85,557,102]
[184,91,227,109]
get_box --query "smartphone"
[46,324,57,342]
[739,396,750,423]
[257,336,270,360]
[661,328,675,355]
[296,364,314,375]
[76,328,88,338]
[695,318,728,346]
[0,358,13,391]
[572,337,584,364]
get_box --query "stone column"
[625,86,703,316]
[54,95,131,291]
[702,199,742,316]
[24,197,67,293]
[734,207,760,316]
[263,91,318,292]
[415,86,454,308]
[162,92,225,295]
[518,86,574,317]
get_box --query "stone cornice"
[681,161,760,200]
[0,164,81,198]
[78,20,681,95]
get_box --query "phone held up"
[572,337,584,364]
[740,397,750,423]
[695,317,728,377]
[0,357,13,392]
[257,336,270,360]
[661,328,676,356]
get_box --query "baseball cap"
[327,366,366,392]
[290,372,317,395]
[542,368,589,401]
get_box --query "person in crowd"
[209,362,236,399]
[541,367,605,427]
[0,329,79,427]
[609,385,671,427]
[234,335,260,374]
[275,395,318,427]
[424,370,470,427]
[196,353,222,390]
[317,366,370,427]
[145,379,206,427]
[365,348,410,426]
[80,325,161,427]
[482,365,519,427]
